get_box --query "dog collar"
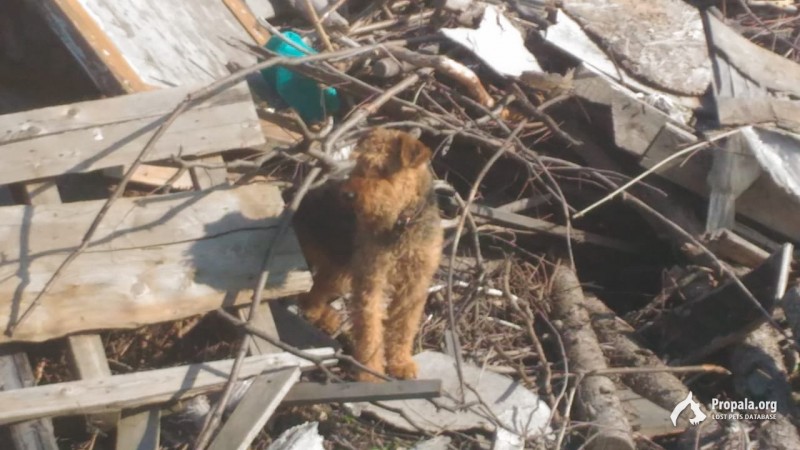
[394,188,437,233]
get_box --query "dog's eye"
[342,191,356,201]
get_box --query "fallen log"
[549,260,635,450]
[584,296,734,447]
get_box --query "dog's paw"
[387,359,418,380]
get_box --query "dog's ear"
[398,134,432,168]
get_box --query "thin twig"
[573,127,742,219]
[323,70,426,153]
[584,364,730,376]
[446,122,526,402]
[193,166,324,450]
[303,0,334,52]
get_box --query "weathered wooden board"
[0,82,263,185]
[469,203,639,252]
[282,380,443,405]
[0,349,59,450]
[116,409,160,450]
[208,367,300,450]
[572,65,691,156]
[0,184,311,343]
[0,349,334,426]
[35,0,258,90]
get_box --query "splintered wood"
[0,184,311,343]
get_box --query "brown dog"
[292,128,442,381]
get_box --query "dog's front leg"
[350,252,390,381]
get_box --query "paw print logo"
[670,392,707,426]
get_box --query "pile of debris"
[1,0,799,449]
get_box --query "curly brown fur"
[293,129,442,381]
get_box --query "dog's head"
[341,128,434,233]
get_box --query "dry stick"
[502,260,555,408]
[585,365,729,376]
[509,83,581,147]
[389,47,495,108]
[4,42,393,337]
[319,0,349,23]
[446,122,526,402]
[573,127,743,219]
[216,309,391,381]
[734,0,800,54]
[323,70,425,153]
[302,0,334,52]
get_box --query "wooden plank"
[282,380,443,406]
[18,181,121,433]
[115,409,160,450]
[0,350,59,450]
[222,0,270,46]
[0,184,311,343]
[241,303,282,355]
[103,165,194,191]
[191,155,230,190]
[469,203,639,253]
[0,82,263,185]
[67,335,120,431]
[207,367,300,450]
[39,0,257,88]
[706,229,770,268]
[572,65,690,156]
[0,349,334,425]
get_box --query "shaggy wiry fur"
[293,128,442,381]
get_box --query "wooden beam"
[0,349,334,426]
[283,380,443,406]
[67,335,120,431]
[0,82,263,185]
[207,367,300,450]
[12,180,120,442]
[0,184,311,343]
[469,204,639,253]
[0,349,59,450]
[222,0,270,46]
[115,409,160,450]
